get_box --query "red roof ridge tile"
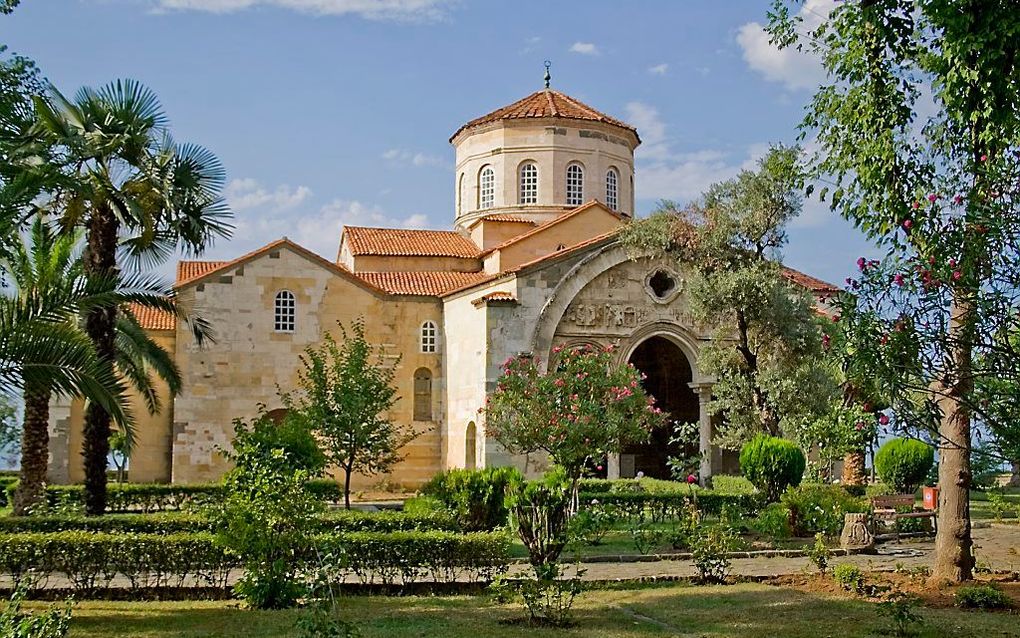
[342,226,480,258]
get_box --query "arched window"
[566,163,584,206]
[478,165,495,209]
[518,161,538,205]
[413,368,433,421]
[606,168,619,211]
[420,320,438,353]
[457,173,465,216]
[274,290,295,332]
[465,421,477,469]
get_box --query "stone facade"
[46,84,835,489]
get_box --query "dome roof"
[450,88,639,143]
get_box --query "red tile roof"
[471,291,518,306]
[473,214,538,225]
[126,302,175,331]
[451,89,639,142]
[353,271,490,296]
[176,260,228,285]
[481,200,625,256]
[782,267,841,294]
[342,227,480,258]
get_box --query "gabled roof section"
[176,260,228,285]
[126,302,175,331]
[450,88,639,142]
[342,226,480,258]
[481,200,626,256]
[175,238,387,296]
[781,267,841,294]
[353,271,490,296]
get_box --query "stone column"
[689,383,714,487]
[607,453,621,480]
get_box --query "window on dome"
[518,162,538,205]
[413,368,433,421]
[479,166,495,209]
[420,320,438,353]
[457,173,465,216]
[566,163,584,206]
[606,168,619,211]
[274,290,295,333]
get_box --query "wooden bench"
[871,494,936,538]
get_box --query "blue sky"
[4,0,878,285]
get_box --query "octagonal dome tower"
[450,82,640,231]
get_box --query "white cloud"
[624,101,668,161]
[153,0,457,20]
[381,148,449,169]
[648,63,669,76]
[736,0,836,91]
[225,178,311,212]
[569,42,599,56]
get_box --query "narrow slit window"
[606,168,619,211]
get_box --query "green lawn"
[35,583,1018,638]
[970,488,1020,521]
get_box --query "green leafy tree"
[621,146,836,447]
[216,415,322,609]
[28,80,232,514]
[768,0,1020,581]
[2,216,194,514]
[483,343,664,487]
[287,319,414,509]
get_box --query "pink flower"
[911,201,920,210]
[980,154,988,162]
[686,474,697,484]
[954,194,964,205]
[596,465,604,471]
[948,259,957,268]
[552,345,564,354]
[857,256,867,270]
[902,219,913,230]
[894,273,905,286]
[832,315,840,323]
[855,421,865,431]
[927,193,937,202]
[878,414,889,425]
[554,378,565,387]
[822,334,831,348]
[952,270,962,281]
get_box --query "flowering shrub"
[483,344,665,481]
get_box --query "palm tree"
[30,79,231,514]
[3,216,190,514]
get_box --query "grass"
[970,488,1020,521]
[32,582,1019,637]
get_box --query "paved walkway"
[524,525,1020,581]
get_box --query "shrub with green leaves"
[749,502,793,539]
[739,435,806,502]
[0,578,72,638]
[568,500,619,546]
[506,469,573,568]
[420,466,521,531]
[874,438,934,493]
[781,484,867,536]
[691,524,737,583]
[833,563,865,593]
[955,584,1011,610]
[807,533,830,573]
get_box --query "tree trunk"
[343,467,352,510]
[13,381,51,515]
[1008,461,1020,488]
[932,299,975,583]
[842,450,867,487]
[82,206,120,516]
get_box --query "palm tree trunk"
[13,381,51,515]
[841,450,867,487]
[932,298,975,583]
[82,206,120,516]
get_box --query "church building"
[46,81,838,489]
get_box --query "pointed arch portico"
[527,240,718,483]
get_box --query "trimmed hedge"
[0,529,510,594]
[420,467,521,531]
[4,479,345,513]
[0,509,457,535]
[579,491,757,520]
[740,435,806,502]
[875,438,934,493]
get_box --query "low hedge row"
[0,509,458,535]
[579,491,758,520]
[4,479,345,513]
[0,530,510,594]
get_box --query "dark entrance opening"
[622,336,699,479]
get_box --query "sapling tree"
[768,0,1020,582]
[288,319,416,509]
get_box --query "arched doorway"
[621,336,700,479]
